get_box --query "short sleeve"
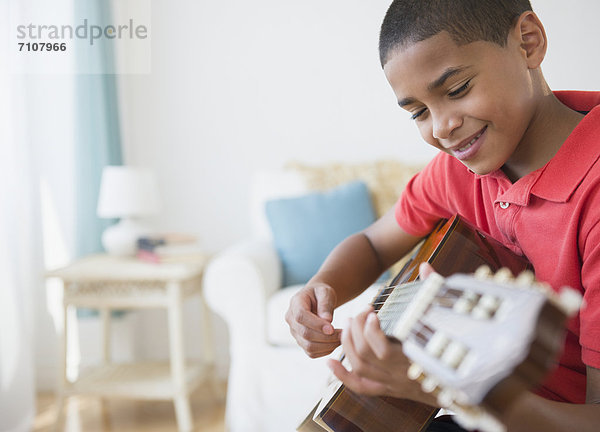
[395,152,460,236]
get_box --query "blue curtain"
[73,0,123,258]
[73,1,124,318]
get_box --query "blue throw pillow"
[265,180,377,286]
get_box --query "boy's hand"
[326,307,407,397]
[285,283,342,358]
[327,263,439,406]
[327,307,436,406]
[419,262,435,279]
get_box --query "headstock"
[385,266,582,432]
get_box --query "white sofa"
[203,161,422,432]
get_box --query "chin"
[461,160,502,176]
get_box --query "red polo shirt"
[395,91,600,403]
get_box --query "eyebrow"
[397,65,471,108]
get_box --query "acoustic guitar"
[298,214,581,432]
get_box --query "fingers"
[314,284,336,329]
[363,312,393,360]
[327,358,387,396]
[330,307,421,401]
[341,311,390,384]
[342,306,373,361]
[286,285,341,358]
[288,306,339,341]
[297,333,342,358]
[288,314,341,358]
[419,262,435,279]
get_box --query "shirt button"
[499,202,510,209]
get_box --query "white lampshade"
[97,166,160,218]
[97,166,160,255]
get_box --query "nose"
[432,110,462,141]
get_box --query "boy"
[285,0,600,430]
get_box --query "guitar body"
[299,215,532,432]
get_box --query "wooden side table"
[46,254,216,432]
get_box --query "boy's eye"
[411,108,427,120]
[448,79,471,97]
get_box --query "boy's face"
[384,31,537,175]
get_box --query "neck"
[502,90,584,183]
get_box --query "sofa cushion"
[267,283,383,346]
[265,180,377,286]
[250,170,309,240]
[286,160,423,218]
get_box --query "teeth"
[458,142,473,152]
[457,130,484,152]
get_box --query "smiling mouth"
[456,127,487,153]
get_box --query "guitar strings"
[366,285,442,346]
[367,280,471,344]
[373,286,465,338]
[371,286,462,309]
[379,282,464,300]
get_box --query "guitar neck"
[376,281,424,337]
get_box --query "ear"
[513,11,547,69]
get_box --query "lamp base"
[102,218,151,256]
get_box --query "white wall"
[119,0,600,253]
[115,0,600,375]
[117,0,433,252]
[533,0,600,91]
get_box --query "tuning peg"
[533,281,552,295]
[436,389,455,408]
[453,297,473,314]
[472,293,501,319]
[474,265,492,279]
[558,287,583,316]
[471,305,493,319]
[425,331,450,357]
[421,376,438,393]
[451,406,479,430]
[515,270,535,287]
[407,362,424,381]
[441,340,468,369]
[453,290,479,314]
[478,293,501,311]
[493,267,514,283]
[407,363,440,397]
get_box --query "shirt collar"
[530,93,600,203]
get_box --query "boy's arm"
[285,208,424,358]
[499,366,600,431]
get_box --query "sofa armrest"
[203,239,282,345]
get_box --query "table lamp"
[97,166,160,255]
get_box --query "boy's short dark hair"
[379,0,533,66]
